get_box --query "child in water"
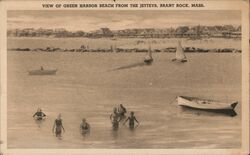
[52,114,65,137]
[123,111,139,129]
[33,108,46,120]
[80,118,90,135]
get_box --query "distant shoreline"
[7,25,241,39]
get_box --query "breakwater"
[9,47,241,53]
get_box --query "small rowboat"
[144,56,153,64]
[177,96,238,116]
[144,45,153,65]
[28,69,57,75]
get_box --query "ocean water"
[7,51,241,148]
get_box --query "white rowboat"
[177,96,238,116]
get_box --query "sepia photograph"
[6,9,242,149]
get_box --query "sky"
[7,10,241,31]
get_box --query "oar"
[169,96,177,104]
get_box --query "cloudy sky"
[8,10,240,31]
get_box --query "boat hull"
[144,59,153,65]
[28,69,57,75]
[177,96,238,116]
[172,58,187,63]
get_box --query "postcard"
[0,0,249,154]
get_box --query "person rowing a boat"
[80,118,90,135]
[33,108,46,120]
[118,104,127,121]
[123,111,139,130]
[52,114,65,137]
[110,107,120,130]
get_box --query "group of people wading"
[32,104,139,138]
[110,104,139,130]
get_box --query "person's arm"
[52,121,55,132]
[123,117,129,125]
[110,114,113,121]
[134,117,139,124]
[33,112,37,117]
[80,123,82,129]
[123,107,127,113]
[87,123,90,131]
[61,122,65,132]
[79,123,82,133]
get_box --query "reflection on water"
[111,129,119,139]
[7,52,241,148]
[34,119,46,128]
[111,62,147,71]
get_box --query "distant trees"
[7,25,241,39]
[175,26,189,34]
[75,31,85,37]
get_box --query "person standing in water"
[33,108,46,120]
[110,107,120,130]
[123,111,139,130]
[80,118,90,135]
[118,104,127,120]
[52,114,65,137]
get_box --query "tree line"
[7,25,241,38]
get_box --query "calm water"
[7,52,241,148]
